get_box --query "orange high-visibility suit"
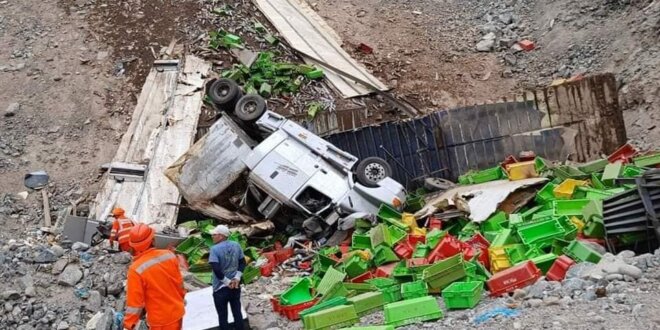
[123,249,185,330]
[109,216,135,252]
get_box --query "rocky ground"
[245,249,660,330]
[1,0,659,329]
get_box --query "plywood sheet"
[254,0,388,98]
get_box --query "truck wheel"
[356,157,393,187]
[209,78,242,111]
[423,177,456,192]
[235,94,267,122]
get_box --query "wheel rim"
[364,163,386,182]
[242,100,257,116]
[218,84,230,97]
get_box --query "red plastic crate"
[350,271,374,283]
[374,262,398,278]
[501,155,518,168]
[408,235,426,246]
[339,244,350,255]
[281,299,318,320]
[487,261,541,296]
[261,261,276,277]
[406,257,430,267]
[271,296,281,313]
[467,233,490,249]
[394,241,414,259]
[262,251,277,264]
[428,234,462,262]
[545,255,575,282]
[275,248,294,263]
[428,217,442,230]
[607,143,637,164]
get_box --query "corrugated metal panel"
[324,74,626,187]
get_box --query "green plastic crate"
[602,161,623,186]
[490,228,517,247]
[583,216,605,238]
[300,297,347,325]
[563,240,602,263]
[503,244,528,264]
[553,165,588,181]
[344,282,377,294]
[442,281,483,309]
[535,157,551,172]
[577,186,615,200]
[535,182,558,204]
[426,229,445,249]
[551,238,571,256]
[392,262,414,282]
[352,232,372,250]
[516,218,565,248]
[347,292,385,316]
[341,327,394,330]
[591,172,606,190]
[577,158,609,174]
[242,264,261,284]
[413,244,430,258]
[303,304,359,330]
[317,266,347,296]
[320,282,349,303]
[422,254,466,290]
[633,153,660,167]
[175,236,204,255]
[344,255,370,278]
[531,209,555,223]
[377,204,408,230]
[404,194,425,213]
[366,277,397,289]
[373,245,399,266]
[527,253,557,274]
[384,296,443,327]
[481,211,508,232]
[521,205,545,221]
[553,199,591,216]
[622,165,644,177]
[400,280,428,300]
[458,166,505,185]
[280,278,314,305]
[388,226,408,246]
[380,283,402,303]
[369,224,387,248]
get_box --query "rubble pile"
[0,236,131,330]
[228,144,660,328]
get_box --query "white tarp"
[415,178,548,222]
[182,287,247,330]
[254,0,389,98]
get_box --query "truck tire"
[208,78,242,111]
[235,94,267,122]
[423,177,456,192]
[356,157,393,187]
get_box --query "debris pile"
[236,144,660,328]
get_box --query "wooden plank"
[91,57,211,227]
[91,63,178,221]
[134,56,210,227]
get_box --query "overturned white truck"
[166,79,406,237]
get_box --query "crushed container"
[487,261,541,296]
[442,281,483,309]
[384,296,443,327]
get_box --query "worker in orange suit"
[109,207,135,252]
[123,224,186,330]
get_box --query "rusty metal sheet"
[324,73,626,186]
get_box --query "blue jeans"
[213,287,244,330]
